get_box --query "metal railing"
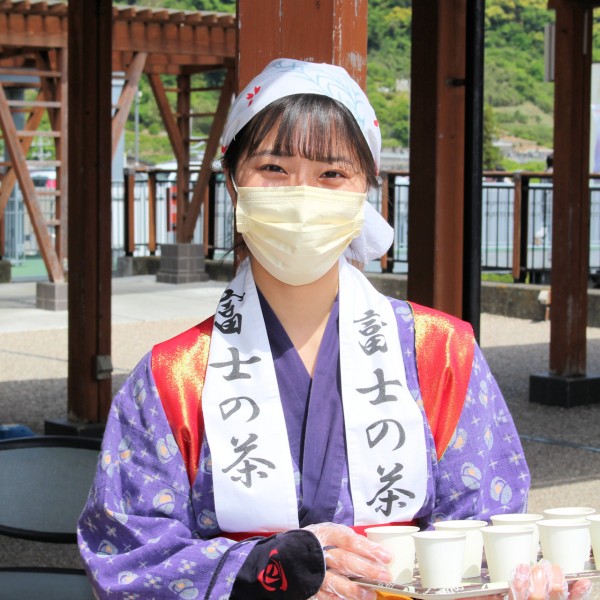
[110,169,600,282]
[382,171,600,282]
[4,169,600,284]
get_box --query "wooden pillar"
[530,0,600,407]
[67,0,113,423]
[148,171,157,255]
[236,0,368,92]
[124,169,135,257]
[550,0,591,375]
[407,0,466,318]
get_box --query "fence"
[383,172,600,282]
[4,170,600,283]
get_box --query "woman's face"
[231,127,368,194]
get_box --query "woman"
[79,59,559,600]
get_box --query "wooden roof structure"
[0,0,236,284]
[0,1,235,70]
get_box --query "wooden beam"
[549,0,592,375]
[111,51,147,159]
[183,67,234,242]
[0,82,63,281]
[112,20,235,58]
[147,72,185,163]
[34,50,58,131]
[176,72,191,241]
[0,13,67,48]
[67,0,113,423]
[55,45,67,263]
[0,10,235,59]
[407,0,466,318]
[0,92,45,216]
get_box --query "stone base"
[36,281,68,311]
[117,255,161,277]
[205,258,234,282]
[530,373,600,407]
[0,259,11,283]
[44,418,105,439]
[156,243,209,284]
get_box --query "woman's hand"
[509,560,593,600]
[305,522,393,600]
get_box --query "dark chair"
[0,435,100,600]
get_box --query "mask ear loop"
[230,175,240,196]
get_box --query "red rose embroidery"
[374,119,379,127]
[246,85,261,106]
[257,548,288,592]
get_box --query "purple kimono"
[77,297,529,599]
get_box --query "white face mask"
[235,185,366,286]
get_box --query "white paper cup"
[490,513,543,563]
[413,530,466,588]
[433,520,487,578]
[543,507,596,519]
[365,525,419,583]
[538,518,591,573]
[481,525,533,584]
[585,515,600,564]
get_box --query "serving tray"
[354,562,600,599]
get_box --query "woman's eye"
[261,164,286,173]
[322,170,344,179]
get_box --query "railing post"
[511,174,521,281]
[512,173,529,282]
[148,170,157,255]
[124,168,135,256]
[0,213,4,259]
[205,172,216,260]
[521,174,531,282]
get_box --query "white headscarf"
[221,58,394,263]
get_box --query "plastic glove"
[509,560,593,600]
[305,522,393,600]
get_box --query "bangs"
[224,94,379,188]
[247,95,362,166]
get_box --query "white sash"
[202,259,427,532]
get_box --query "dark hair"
[222,94,380,190]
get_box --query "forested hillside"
[118,0,600,169]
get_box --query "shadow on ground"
[484,338,600,490]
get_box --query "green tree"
[118,0,600,165]
[483,104,502,170]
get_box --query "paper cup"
[481,525,533,584]
[538,518,591,573]
[490,513,543,563]
[413,530,466,588]
[586,515,600,565]
[365,526,419,583]
[433,520,487,578]
[543,507,596,519]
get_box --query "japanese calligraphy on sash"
[339,260,427,524]
[202,259,427,532]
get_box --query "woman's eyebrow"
[250,149,355,166]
